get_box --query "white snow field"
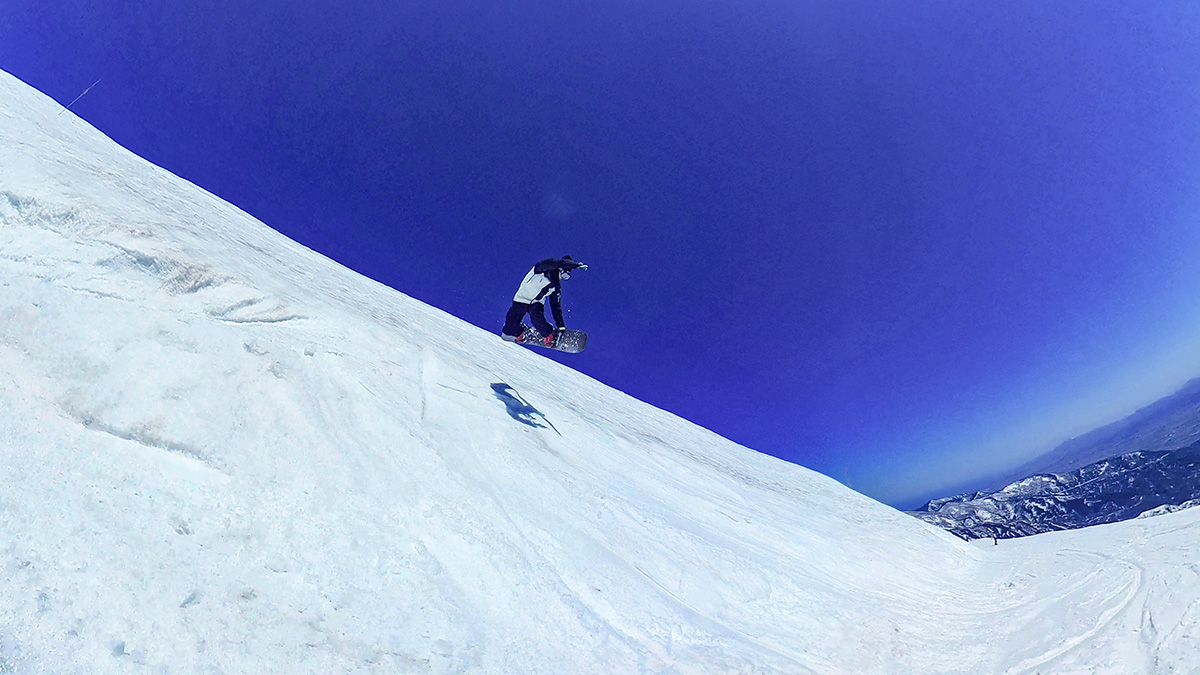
[1,69,1198,674]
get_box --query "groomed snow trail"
[2,69,1199,674]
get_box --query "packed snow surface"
[1,69,1198,674]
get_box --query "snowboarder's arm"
[533,258,561,274]
[549,290,565,329]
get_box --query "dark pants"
[504,301,554,337]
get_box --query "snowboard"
[504,325,588,353]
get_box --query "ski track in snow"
[3,68,1200,674]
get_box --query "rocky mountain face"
[910,441,1200,540]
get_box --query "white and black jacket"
[512,258,582,327]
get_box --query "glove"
[575,263,588,271]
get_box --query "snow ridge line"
[206,297,303,325]
[63,406,229,477]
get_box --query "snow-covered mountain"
[3,68,1200,674]
[911,374,1200,541]
[993,375,1200,485]
[1139,499,1200,519]
[911,440,1200,540]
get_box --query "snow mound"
[1138,499,1200,519]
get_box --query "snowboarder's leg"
[527,302,555,337]
[503,302,530,338]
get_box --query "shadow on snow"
[490,383,559,435]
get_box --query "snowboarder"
[502,256,587,347]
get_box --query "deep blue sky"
[5,1,1200,506]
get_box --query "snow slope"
[1,69,1197,674]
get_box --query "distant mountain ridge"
[993,376,1200,485]
[912,374,1200,538]
[910,375,1200,540]
[910,440,1200,539]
